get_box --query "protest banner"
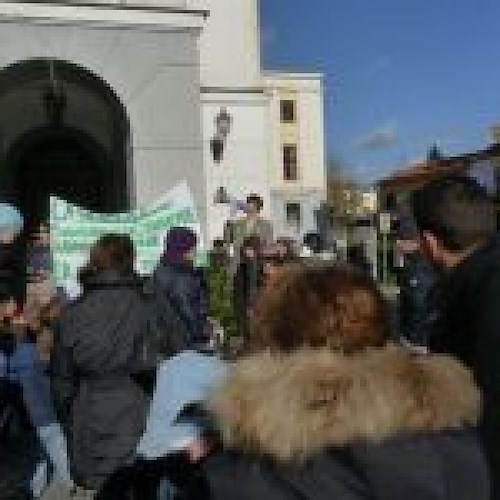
[50,181,203,296]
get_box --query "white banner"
[50,181,203,296]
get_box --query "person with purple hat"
[148,227,209,357]
[136,228,218,499]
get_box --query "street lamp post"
[379,212,392,286]
[212,107,233,203]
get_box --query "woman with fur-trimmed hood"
[203,265,489,500]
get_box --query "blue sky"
[260,0,500,183]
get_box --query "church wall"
[190,0,261,87]
[201,91,272,243]
[0,5,207,229]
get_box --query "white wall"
[265,73,327,240]
[61,0,188,6]
[265,74,326,194]
[0,3,207,227]
[201,91,271,243]
[189,0,261,87]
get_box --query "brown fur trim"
[209,347,481,461]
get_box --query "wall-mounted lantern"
[210,135,225,163]
[211,108,232,163]
[214,186,230,204]
[215,107,232,138]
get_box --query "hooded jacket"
[149,260,209,356]
[204,347,489,500]
[51,270,156,490]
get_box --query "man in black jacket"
[395,212,441,349]
[412,175,500,498]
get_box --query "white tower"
[189,0,261,87]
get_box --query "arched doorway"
[0,58,131,232]
[9,127,110,229]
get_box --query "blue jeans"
[4,343,72,496]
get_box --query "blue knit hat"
[0,203,23,233]
[163,227,197,263]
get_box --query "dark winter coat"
[51,270,156,490]
[398,252,441,348]
[148,260,209,357]
[204,347,489,500]
[233,257,263,340]
[436,235,500,499]
[0,240,25,302]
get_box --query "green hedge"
[207,263,238,338]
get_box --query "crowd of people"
[0,179,500,499]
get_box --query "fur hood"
[209,347,481,462]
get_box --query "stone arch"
[0,57,132,230]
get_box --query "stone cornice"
[0,1,207,30]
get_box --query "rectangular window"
[283,144,298,181]
[286,202,301,227]
[280,99,296,123]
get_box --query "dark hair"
[0,289,13,305]
[79,234,135,283]
[38,297,64,328]
[246,194,264,211]
[276,237,297,260]
[303,232,323,254]
[240,236,263,258]
[412,176,496,251]
[249,264,390,354]
[213,238,225,249]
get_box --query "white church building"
[0,0,326,245]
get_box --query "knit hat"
[0,203,23,244]
[163,227,198,263]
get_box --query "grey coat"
[51,271,155,490]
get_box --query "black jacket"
[148,260,209,357]
[398,252,441,347]
[51,271,156,490]
[204,348,489,500]
[0,241,25,301]
[436,235,500,498]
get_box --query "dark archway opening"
[0,58,132,233]
[0,58,132,300]
[9,127,111,230]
